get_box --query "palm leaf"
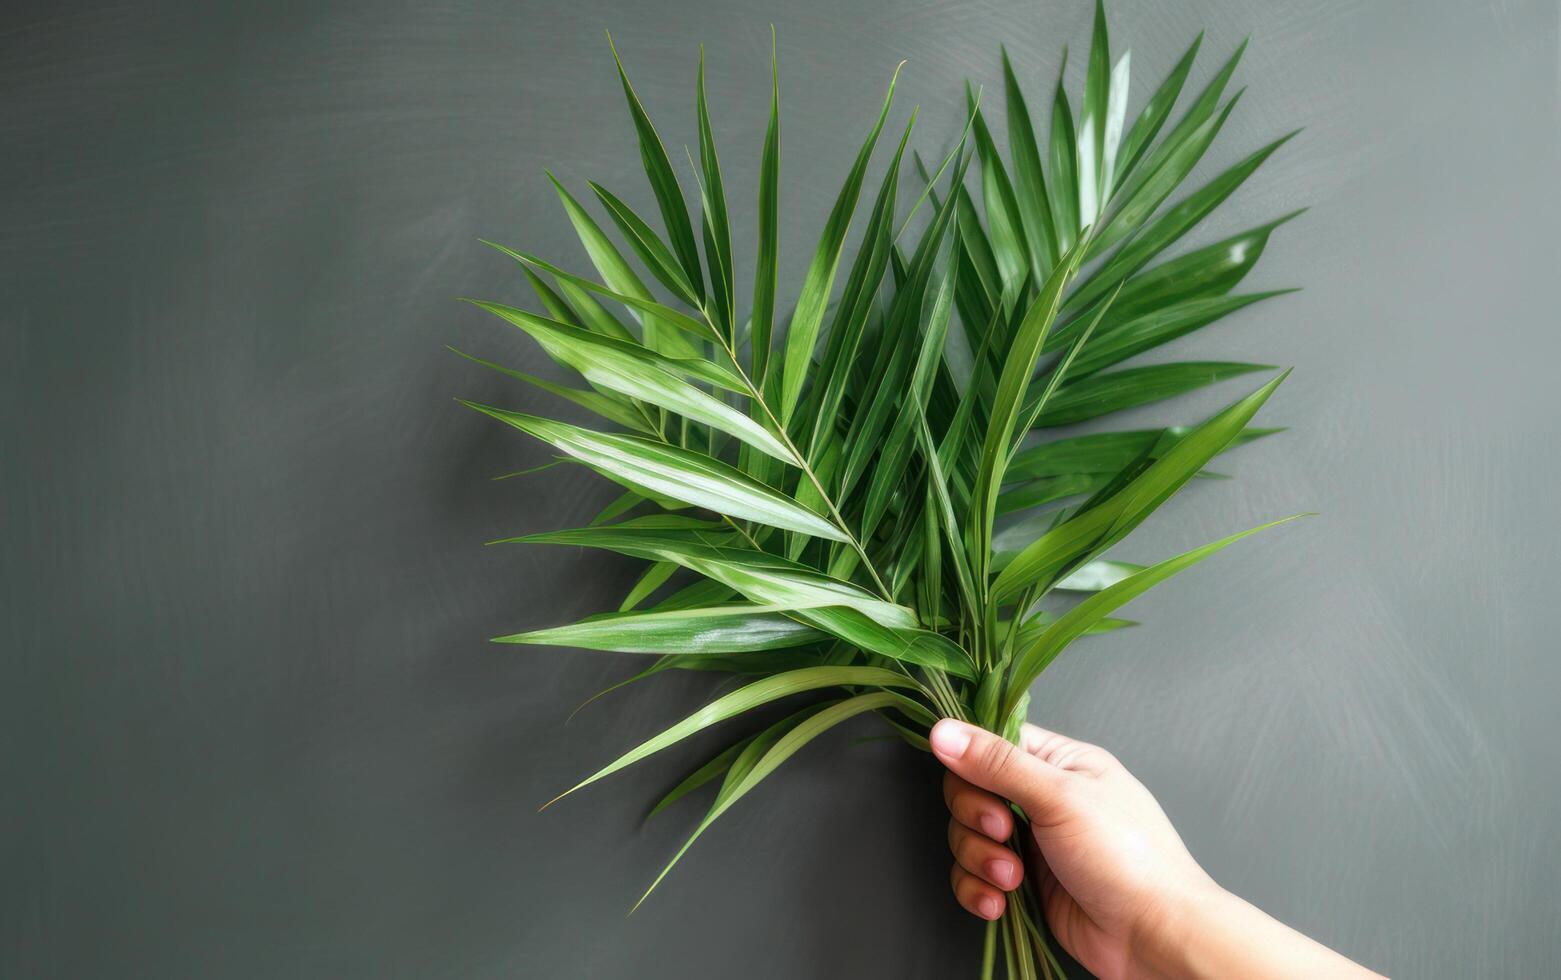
[545,668,921,808]
[497,604,828,654]
[777,63,905,423]
[606,32,704,301]
[462,404,841,539]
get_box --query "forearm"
[1136,881,1384,980]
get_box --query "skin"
[931,718,1385,980]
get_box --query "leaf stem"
[704,315,895,600]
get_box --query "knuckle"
[942,770,961,808]
[982,737,1021,783]
[948,823,980,865]
[1075,743,1119,775]
[947,786,981,825]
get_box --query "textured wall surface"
[4,0,1558,976]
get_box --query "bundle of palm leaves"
[457,4,1302,976]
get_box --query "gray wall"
[4,0,1558,976]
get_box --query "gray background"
[4,0,1558,976]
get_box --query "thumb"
[930,718,1068,818]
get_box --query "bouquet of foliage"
[457,4,1302,975]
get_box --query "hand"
[933,718,1208,978]
[931,718,1382,980]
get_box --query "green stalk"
[981,920,998,980]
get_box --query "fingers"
[930,718,1070,817]
[943,770,1014,842]
[1020,722,1054,755]
[950,863,1005,921]
[1020,722,1117,776]
[948,819,1025,891]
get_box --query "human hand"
[933,717,1212,978]
[932,718,1382,980]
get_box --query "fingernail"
[979,813,1006,839]
[978,895,1002,919]
[986,859,1017,889]
[930,720,972,760]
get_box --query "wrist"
[1129,875,1240,980]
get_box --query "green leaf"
[996,471,1104,517]
[545,668,920,807]
[1066,290,1294,377]
[778,63,904,423]
[696,47,735,338]
[463,405,843,539]
[447,346,654,435]
[1113,33,1201,190]
[553,275,637,343]
[565,658,676,723]
[916,410,979,618]
[969,239,1087,571]
[620,560,677,611]
[543,172,697,358]
[657,649,838,676]
[590,489,655,526]
[1012,283,1118,443]
[1031,361,1273,427]
[955,187,1004,321]
[860,224,960,538]
[506,518,917,628]
[491,459,567,481]
[1087,90,1243,258]
[634,690,901,908]
[1048,52,1080,254]
[1004,514,1307,713]
[463,298,793,462]
[518,264,585,326]
[1076,0,1111,229]
[790,606,976,679]
[645,734,755,821]
[499,517,974,677]
[1001,48,1058,279]
[802,111,920,465]
[488,243,718,346]
[1006,425,1281,482]
[1099,50,1132,200]
[1142,38,1248,179]
[968,87,1029,302]
[588,181,701,307]
[607,32,705,300]
[752,27,780,381]
[1079,212,1305,329]
[1069,131,1299,315]
[1055,559,1144,591]
[994,370,1288,602]
[497,603,827,654]
[651,575,736,612]
[897,99,982,244]
[837,140,969,508]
